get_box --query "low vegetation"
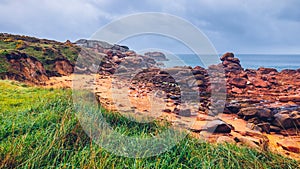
[0,80,299,168]
[0,33,80,75]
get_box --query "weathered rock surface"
[205,120,234,133]
[277,139,300,153]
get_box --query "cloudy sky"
[0,0,300,54]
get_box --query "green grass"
[0,80,299,169]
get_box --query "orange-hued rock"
[279,95,300,102]
[4,52,49,84]
[277,139,300,153]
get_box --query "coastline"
[1,34,299,160]
[41,52,300,160]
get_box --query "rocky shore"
[1,35,299,159]
[74,40,300,158]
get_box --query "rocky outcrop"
[144,52,168,61]
[0,33,81,83]
[0,51,76,83]
[54,60,74,76]
[1,52,49,83]
[74,39,157,76]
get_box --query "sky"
[0,0,300,54]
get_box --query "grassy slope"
[0,81,299,169]
[0,34,80,74]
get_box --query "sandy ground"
[44,74,300,160]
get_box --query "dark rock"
[272,113,294,129]
[170,95,180,100]
[162,109,172,113]
[220,52,234,61]
[225,63,243,70]
[238,107,258,117]
[256,108,272,119]
[257,122,271,133]
[238,107,271,120]
[177,108,192,117]
[229,77,247,88]
[248,117,260,124]
[194,74,205,80]
[225,102,241,114]
[226,57,240,64]
[205,120,233,133]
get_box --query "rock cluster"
[75,39,157,76]
[144,51,169,61]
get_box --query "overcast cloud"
[0,0,299,54]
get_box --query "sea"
[161,54,300,71]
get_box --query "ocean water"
[161,54,300,71]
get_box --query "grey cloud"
[0,0,299,53]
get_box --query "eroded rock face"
[54,60,74,76]
[3,52,49,83]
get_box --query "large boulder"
[273,111,300,129]
[205,120,234,133]
[238,107,272,120]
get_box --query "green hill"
[0,33,79,83]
